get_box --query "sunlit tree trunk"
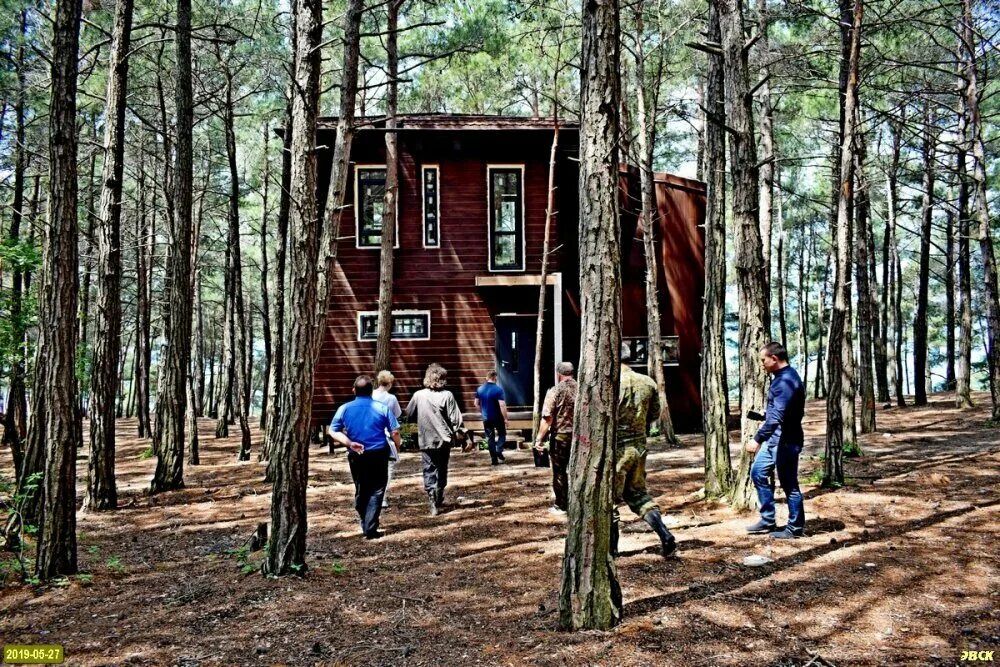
[558,0,622,631]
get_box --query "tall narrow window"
[488,166,524,271]
[422,165,440,248]
[355,166,396,248]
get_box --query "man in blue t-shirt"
[475,370,509,465]
[330,375,401,538]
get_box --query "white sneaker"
[548,506,566,515]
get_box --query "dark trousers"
[484,419,506,461]
[421,446,451,501]
[751,442,805,532]
[550,434,571,510]
[347,447,390,536]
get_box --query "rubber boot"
[643,509,677,557]
[610,509,621,558]
[428,491,439,517]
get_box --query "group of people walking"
[328,340,808,551]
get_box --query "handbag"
[532,447,550,468]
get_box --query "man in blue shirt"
[330,375,401,539]
[475,371,509,465]
[746,342,807,539]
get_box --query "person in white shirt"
[372,370,403,509]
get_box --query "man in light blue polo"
[329,375,401,539]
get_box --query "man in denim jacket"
[745,342,806,539]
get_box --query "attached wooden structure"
[312,114,706,431]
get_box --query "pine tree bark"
[558,0,622,630]
[719,0,769,510]
[216,241,234,438]
[86,0,134,511]
[962,0,1000,419]
[814,244,829,399]
[262,104,292,471]
[3,11,30,482]
[956,60,974,408]
[633,1,677,445]
[755,0,774,310]
[532,122,559,437]
[914,107,936,407]
[374,0,403,374]
[701,0,731,499]
[33,0,83,579]
[264,0,363,577]
[78,130,98,420]
[798,230,812,390]
[825,0,862,486]
[151,0,195,493]
[945,186,956,392]
[222,67,252,460]
[135,151,153,437]
[776,188,787,348]
[259,125,272,430]
[854,123,876,434]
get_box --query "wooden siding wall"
[312,129,578,421]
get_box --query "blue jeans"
[751,442,805,532]
[484,419,506,461]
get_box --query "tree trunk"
[798,230,812,391]
[264,0,363,577]
[962,0,1000,419]
[701,0,731,499]
[151,0,195,493]
[374,0,403,375]
[956,60,974,408]
[259,125,272,430]
[776,185,787,348]
[78,128,98,420]
[3,12,30,482]
[262,104,292,470]
[854,121,875,434]
[755,0,774,313]
[914,106,936,407]
[814,243,830,399]
[633,1,677,446]
[216,240,234,438]
[825,0,862,487]
[222,68,252,460]
[945,187,956,392]
[719,0,769,511]
[135,150,153,437]
[532,123,559,437]
[558,0,622,630]
[32,0,83,579]
[86,0,134,511]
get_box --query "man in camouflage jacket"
[613,346,677,558]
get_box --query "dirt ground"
[1,391,998,666]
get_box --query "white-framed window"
[486,165,525,272]
[354,165,400,249]
[357,310,432,341]
[422,165,440,248]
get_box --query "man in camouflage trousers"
[612,346,677,558]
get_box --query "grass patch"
[105,556,125,573]
[138,446,155,461]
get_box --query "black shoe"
[643,509,677,559]
[491,457,499,465]
[497,454,506,463]
[746,520,777,534]
[364,530,384,540]
[770,527,803,539]
[661,534,677,557]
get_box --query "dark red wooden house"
[312,114,705,432]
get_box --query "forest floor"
[1,391,998,666]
